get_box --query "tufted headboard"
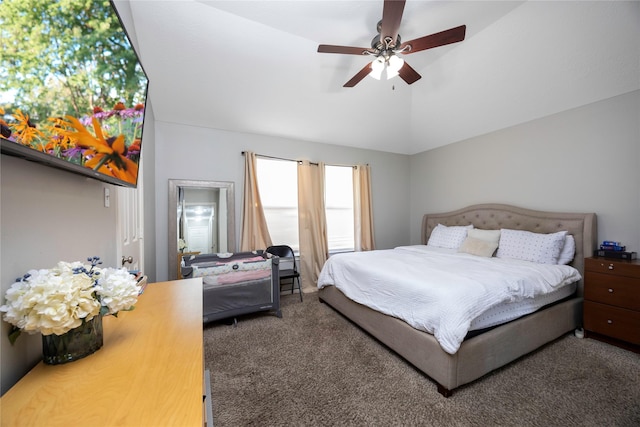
[421,204,597,296]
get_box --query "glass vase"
[41,315,103,365]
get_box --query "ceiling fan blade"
[318,44,372,55]
[343,63,373,88]
[380,0,406,46]
[398,62,421,85]
[399,25,466,54]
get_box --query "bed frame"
[318,203,597,397]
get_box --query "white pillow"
[427,224,473,250]
[496,229,568,265]
[458,237,499,257]
[557,235,576,265]
[467,228,501,245]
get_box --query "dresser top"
[1,279,204,426]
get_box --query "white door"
[183,201,217,254]
[116,165,144,274]
[186,225,210,254]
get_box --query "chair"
[265,245,302,302]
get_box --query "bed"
[317,203,596,396]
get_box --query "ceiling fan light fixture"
[385,54,404,80]
[369,57,384,80]
[388,54,404,73]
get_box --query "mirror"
[169,179,235,280]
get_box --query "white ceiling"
[121,0,640,155]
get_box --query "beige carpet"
[204,293,640,426]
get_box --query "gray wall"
[0,156,119,394]
[409,90,640,251]
[154,122,411,282]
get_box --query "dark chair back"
[265,245,302,301]
[265,245,297,271]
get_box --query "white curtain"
[297,161,328,291]
[240,151,272,251]
[353,164,375,251]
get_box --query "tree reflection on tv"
[0,0,148,187]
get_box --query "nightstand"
[583,257,640,352]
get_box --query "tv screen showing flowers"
[0,0,148,188]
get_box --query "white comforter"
[317,245,581,354]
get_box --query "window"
[324,165,354,252]
[256,159,355,253]
[256,157,299,251]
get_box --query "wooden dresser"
[0,278,210,426]
[584,257,640,351]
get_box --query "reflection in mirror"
[169,180,235,280]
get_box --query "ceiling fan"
[317,0,466,87]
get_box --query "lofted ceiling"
[119,0,640,155]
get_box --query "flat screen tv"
[0,0,148,188]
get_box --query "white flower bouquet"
[1,257,140,344]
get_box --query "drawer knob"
[608,288,614,293]
[607,319,613,324]
[608,264,614,270]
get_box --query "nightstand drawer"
[584,301,640,345]
[584,272,640,310]
[585,257,640,279]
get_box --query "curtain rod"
[241,151,366,168]
[241,151,315,165]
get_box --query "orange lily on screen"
[62,115,138,183]
[44,117,74,152]
[11,110,45,148]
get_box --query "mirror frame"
[169,179,236,280]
